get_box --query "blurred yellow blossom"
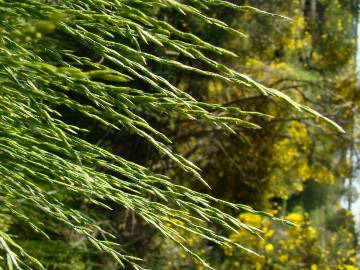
[286,213,304,224]
[264,244,273,253]
[311,264,318,270]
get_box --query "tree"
[0,1,344,269]
[146,1,359,268]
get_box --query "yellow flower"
[279,255,288,262]
[239,213,262,226]
[265,243,274,253]
[311,264,318,270]
[344,265,358,270]
[286,213,303,224]
[263,227,274,238]
[306,226,317,240]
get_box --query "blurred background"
[118,0,360,269]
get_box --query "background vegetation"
[148,1,360,269]
[0,0,359,269]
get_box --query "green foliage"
[0,1,346,269]
[148,1,359,269]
